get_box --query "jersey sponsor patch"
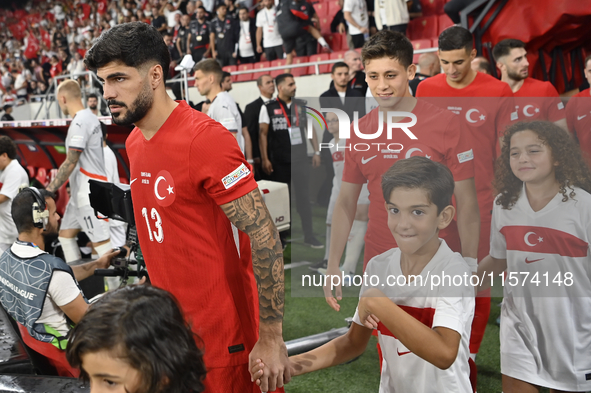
[511,111,518,121]
[274,109,283,115]
[457,149,474,163]
[222,163,251,189]
[70,135,85,145]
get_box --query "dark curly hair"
[493,120,591,209]
[66,285,206,393]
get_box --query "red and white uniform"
[126,101,265,392]
[513,78,565,122]
[490,185,591,391]
[416,72,515,260]
[565,88,591,164]
[353,240,474,393]
[342,101,475,267]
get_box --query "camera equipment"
[89,180,149,286]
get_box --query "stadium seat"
[35,167,48,187]
[253,61,271,80]
[421,0,445,16]
[438,14,454,35]
[325,33,346,52]
[412,39,433,63]
[320,17,331,35]
[330,50,347,61]
[313,2,328,18]
[270,59,287,78]
[26,166,35,179]
[408,16,438,41]
[291,56,309,77]
[222,65,238,81]
[307,53,330,74]
[327,0,341,20]
[236,63,254,82]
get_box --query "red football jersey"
[342,100,475,264]
[126,101,259,368]
[565,88,591,164]
[416,72,516,223]
[513,78,565,122]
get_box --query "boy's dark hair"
[11,189,56,233]
[494,120,591,209]
[438,26,473,53]
[87,93,98,100]
[0,136,17,160]
[84,22,171,82]
[275,73,294,86]
[381,156,455,214]
[492,38,525,62]
[331,61,348,74]
[67,285,206,393]
[193,58,223,82]
[361,30,413,69]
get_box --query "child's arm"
[358,288,461,370]
[291,322,374,376]
[476,255,507,291]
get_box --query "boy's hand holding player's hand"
[323,265,343,312]
[251,359,297,392]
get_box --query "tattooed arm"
[47,149,81,193]
[221,188,290,392]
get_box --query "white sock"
[94,241,113,258]
[341,220,368,275]
[59,236,80,263]
[318,37,328,48]
[323,226,331,261]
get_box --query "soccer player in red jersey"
[323,30,479,312]
[566,54,591,164]
[416,26,516,358]
[493,39,568,131]
[84,22,289,393]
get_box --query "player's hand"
[250,358,265,385]
[312,154,321,167]
[360,26,369,34]
[262,158,273,175]
[257,45,263,53]
[337,23,346,33]
[232,52,237,58]
[212,49,218,58]
[249,334,291,392]
[95,248,121,269]
[322,265,343,312]
[358,288,384,328]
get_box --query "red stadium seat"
[438,14,454,35]
[330,50,347,61]
[35,167,48,187]
[222,65,238,81]
[411,39,433,63]
[26,165,35,179]
[313,2,328,18]
[270,59,287,78]
[431,38,439,48]
[325,33,346,52]
[236,63,254,82]
[408,16,438,41]
[253,61,271,80]
[307,53,330,74]
[421,0,445,16]
[327,0,341,20]
[291,56,309,76]
[320,17,331,35]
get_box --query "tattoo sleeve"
[221,188,284,324]
[47,149,81,193]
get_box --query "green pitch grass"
[282,205,505,392]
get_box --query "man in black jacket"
[318,62,364,206]
[244,74,275,180]
[210,3,240,66]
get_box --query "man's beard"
[89,104,97,110]
[109,82,153,126]
[507,67,527,81]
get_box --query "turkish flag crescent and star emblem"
[153,170,176,207]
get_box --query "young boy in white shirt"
[252,156,475,392]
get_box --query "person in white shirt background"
[256,0,285,62]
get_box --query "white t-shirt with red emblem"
[490,184,591,391]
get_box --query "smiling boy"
[254,157,475,392]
